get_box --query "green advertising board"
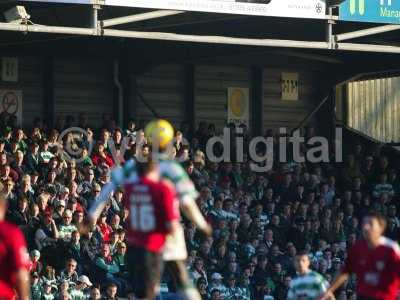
[340,0,400,24]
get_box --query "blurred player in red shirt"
[0,182,30,300]
[124,159,180,300]
[320,212,400,300]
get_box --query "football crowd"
[3,113,400,300]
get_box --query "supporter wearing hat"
[42,280,56,300]
[211,272,223,279]
[30,272,42,300]
[28,250,42,274]
[52,199,66,224]
[77,275,92,287]
[69,275,92,300]
[29,171,40,193]
[208,273,226,297]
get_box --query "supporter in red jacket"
[91,142,114,168]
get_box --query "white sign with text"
[105,0,326,19]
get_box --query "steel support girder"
[336,43,400,54]
[103,28,329,49]
[0,21,400,54]
[335,24,400,42]
[0,22,329,49]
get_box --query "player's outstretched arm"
[80,181,116,236]
[160,161,212,235]
[318,272,348,300]
[181,200,212,236]
[15,269,30,300]
[87,182,116,223]
[85,160,137,233]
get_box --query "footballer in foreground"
[320,212,400,300]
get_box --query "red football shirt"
[342,237,400,300]
[97,223,112,242]
[124,177,178,253]
[0,221,30,300]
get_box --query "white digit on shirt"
[130,194,156,232]
[139,205,155,232]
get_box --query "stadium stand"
[3,114,400,300]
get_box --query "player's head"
[136,156,158,177]
[0,182,7,221]
[144,119,174,151]
[362,211,387,242]
[294,251,311,275]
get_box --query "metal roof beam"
[1,22,400,54]
[335,24,400,42]
[0,22,328,50]
[336,42,400,54]
[0,22,95,35]
[101,10,185,28]
[103,28,329,49]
